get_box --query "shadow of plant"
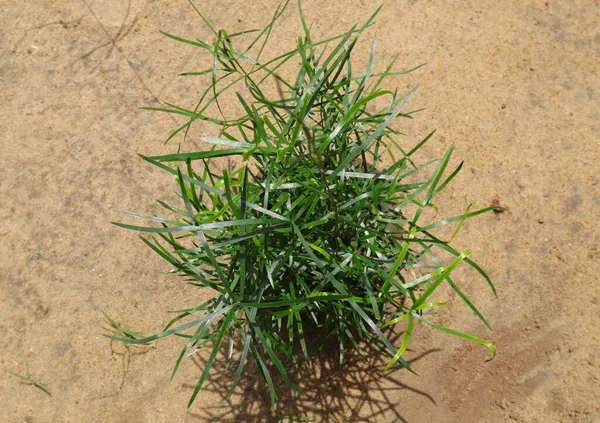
[185,330,439,423]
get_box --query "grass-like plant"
[9,367,51,397]
[109,0,500,409]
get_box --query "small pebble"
[492,199,505,214]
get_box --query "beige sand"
[1,0,598,422]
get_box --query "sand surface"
[1,1,599,422]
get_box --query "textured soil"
[1,1,598,422]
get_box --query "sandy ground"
[1,0,599,422]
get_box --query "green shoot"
[9,368,51,397]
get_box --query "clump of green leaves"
[109,0,499,409]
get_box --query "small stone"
[30,252,41,261]
[36,304,49,319]
[492,199,505,214]
[537,219,544,224]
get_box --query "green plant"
[9,367,51,396]
[102,311,146,343]
[102,312,153,390]
[108,0,500,409]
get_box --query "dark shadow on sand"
[185,330,440,423]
